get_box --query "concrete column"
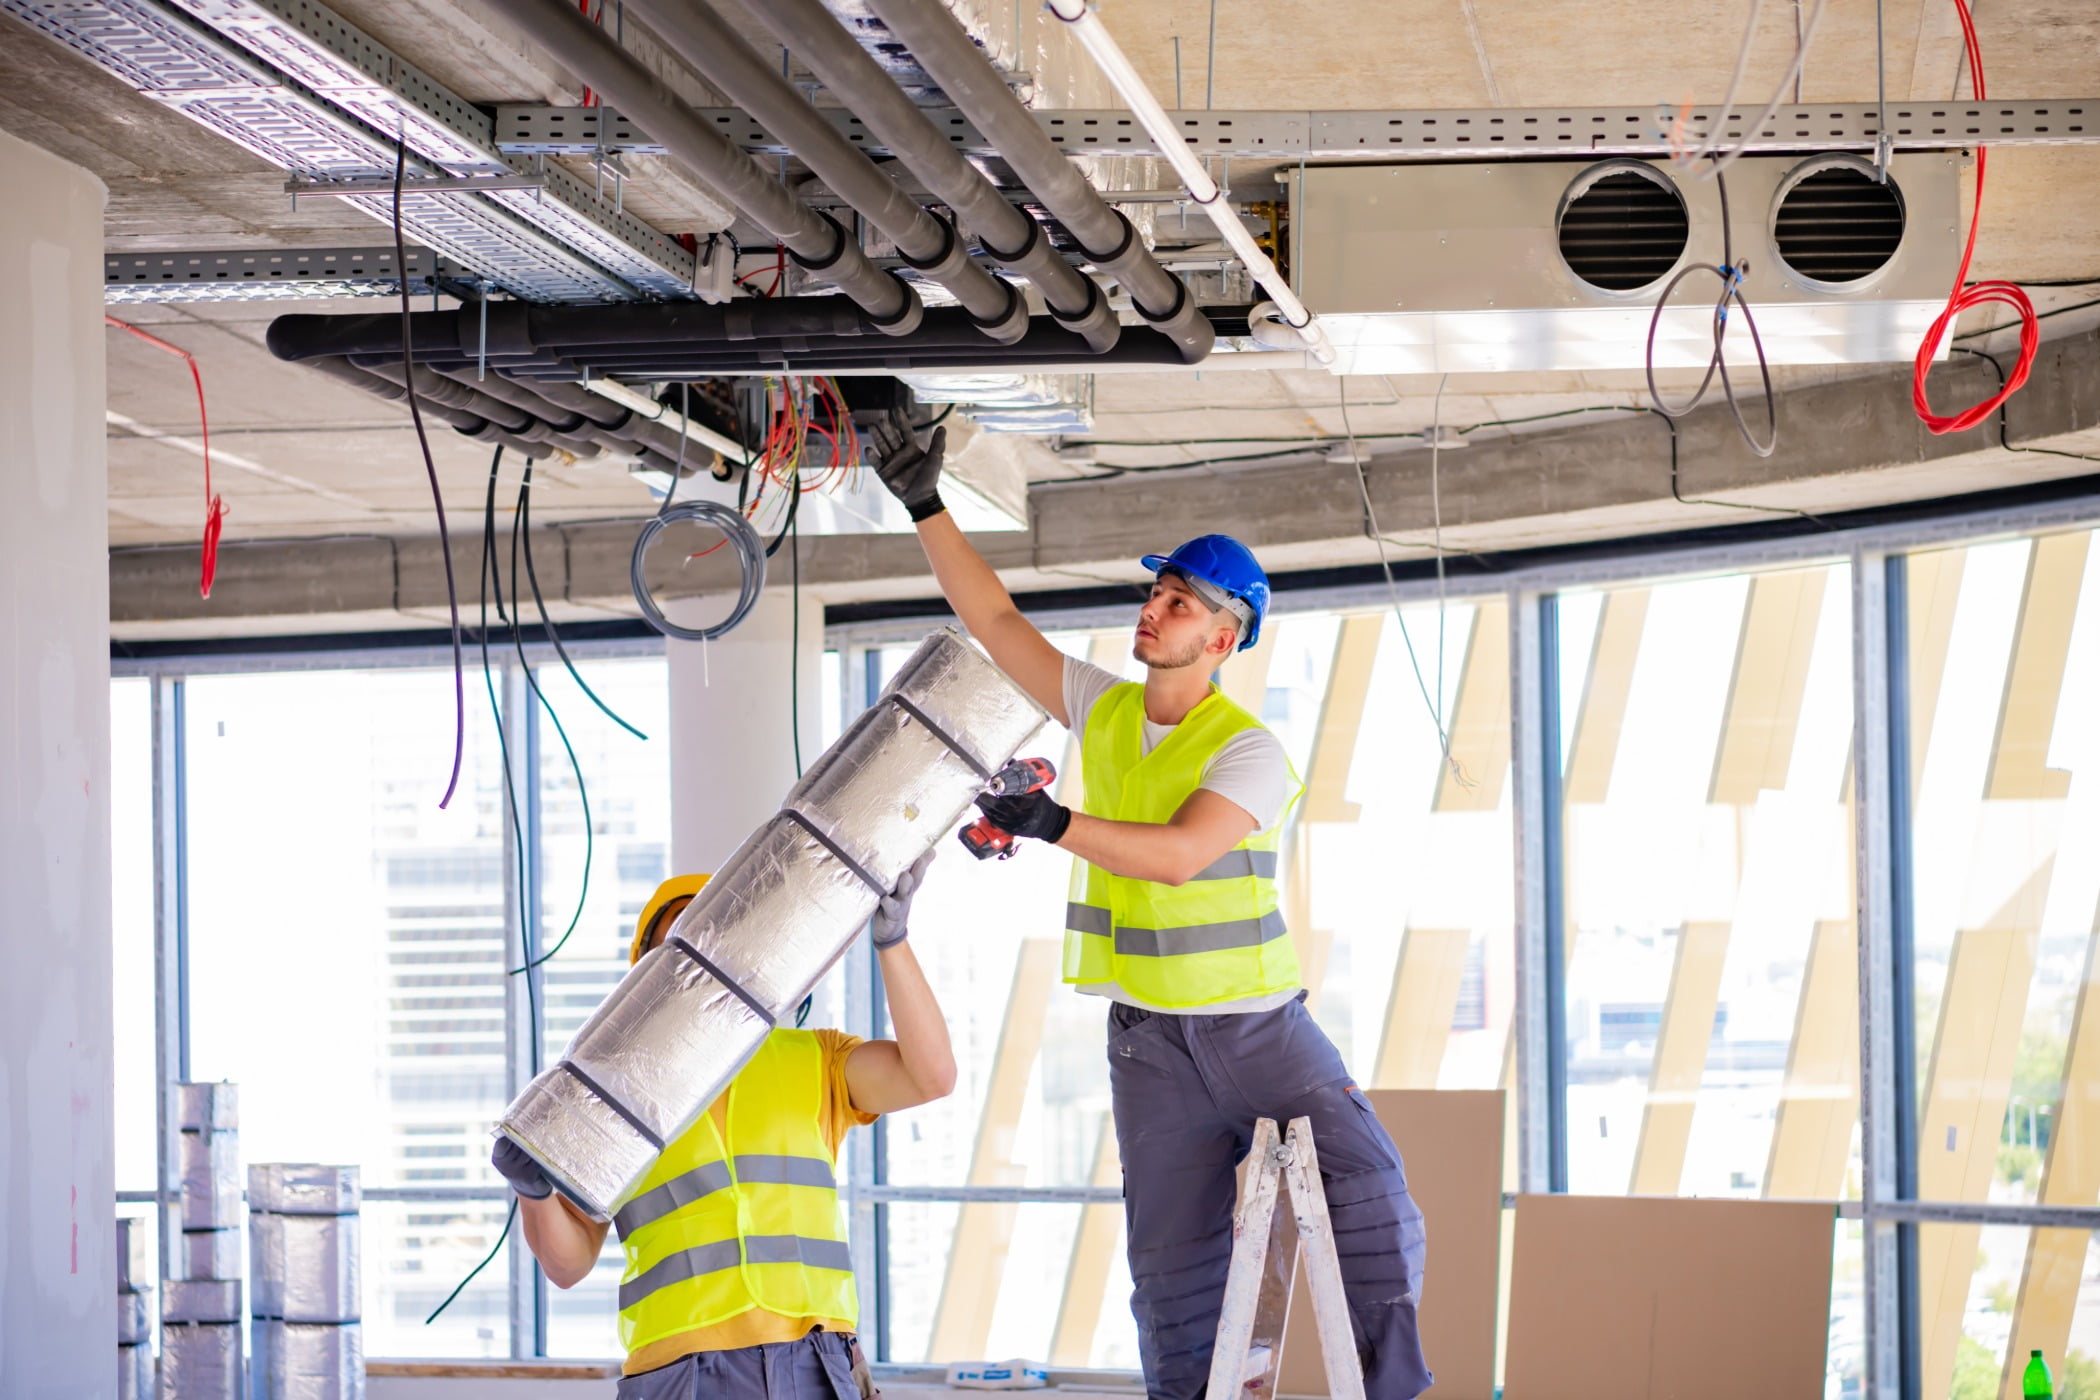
[0,131,115,1396]
[667,587,825,875]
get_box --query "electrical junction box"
[1287,152,1963,375]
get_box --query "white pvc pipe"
[584,377,749,463]
[1043,0,1336,366]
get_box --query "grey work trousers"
[1109,994,1431,1400]
[614,1329,860,1400]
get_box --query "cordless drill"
[958,757,1058,859]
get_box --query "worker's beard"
[1135,630,1210,671]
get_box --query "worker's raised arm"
[913,513,1069,723]
[870,411,1069,724]
[842,850,958,1114]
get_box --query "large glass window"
[1554,561,1860,1395]
[111,678,159,1270]
[1904,528,2100,1400]
[184,669,515,1357]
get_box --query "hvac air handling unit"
[496,630,1046,1220]
[1287,152,1962,374]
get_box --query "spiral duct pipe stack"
[163,1082,245,1400]
[249,1165,363,1400]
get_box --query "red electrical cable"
[578,0,600,107]
[105,315,225,599]
[1911,0,2038,435]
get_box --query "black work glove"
[974,788,1072,845]
[491,1136,552,1200]
[872,848,935,950]
[870,407,948,523]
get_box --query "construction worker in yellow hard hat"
[492,851,952,1398]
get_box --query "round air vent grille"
[1772,156,1906,285]
[1556,163,1689,292]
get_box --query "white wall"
[666,587,825,874]
[0,128,115,1397]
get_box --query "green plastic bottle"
[2025,1349,2054,1399]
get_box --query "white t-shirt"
[1062,654,1301,1015]
[1062,657,1291,833]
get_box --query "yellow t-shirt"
[620,1028,877,1377]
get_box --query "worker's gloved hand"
[872,847,935,950]
[871,407,947,523]
[491,1136,553,1201]
[974,788,1072,846]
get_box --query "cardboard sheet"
[1276,1089,1505,1400]
[1503,1194,1834,1400]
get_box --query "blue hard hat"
[1139,535,1270,652]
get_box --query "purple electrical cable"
[393,136,467,809]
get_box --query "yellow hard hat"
[631,873,711,965]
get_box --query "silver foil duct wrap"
[672,815,882,1017]
[180,1129,242,1230]
[497,1061,661,1217]
[117,1340,152,1400]
[178,1081,239,1131]
[496,629,1044,1220]
[562,944,772,1144]
[164,1278,242,1323]
[252,1320,363,1400]
[250,1164,360,1216]
[116,1216,152,1294]
[250,1212,361,1323]
[161,1321,243,1400]
[179,1228,243,1281]
[117,1288,149,1346]
[783,699,994,894]
[880,630,1050,773]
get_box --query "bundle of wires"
[703,375,862,549]
[1910,0,2038,435]
[1643,167,1777,459]
[632,376,859,643]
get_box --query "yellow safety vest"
[1064,683,1302,1008]
[611,1029,856,1357]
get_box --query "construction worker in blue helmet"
[492,853,953,1398]
[872,415,1430,1399]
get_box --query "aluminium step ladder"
[1208,1116,1367,1400]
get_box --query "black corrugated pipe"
[469,0,922,334]
[354,362,609,460]
[420,363,698,464]
[730,0,1119,354]
[302,356,551,459]
[619,0,1026,344]
[863,0,1212,364]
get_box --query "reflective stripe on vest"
[1064,683,1303,1008]
[614,1155,837,1239]
[613,1029,856,1357]
[617,1235,855,1311]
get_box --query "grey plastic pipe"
[862,0,1212,363]
[747,0,1119,353]
[620,0,1025,344]
[473,0,921,334]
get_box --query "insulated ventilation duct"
[496,631,1046,1220]
[1291,153,1960,374]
